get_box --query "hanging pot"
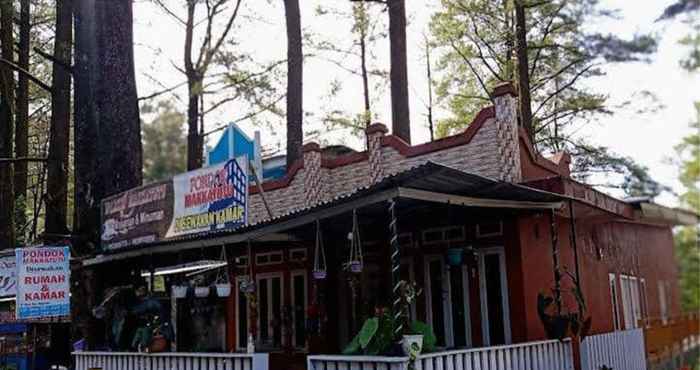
[401,334,424,356]
[349,260,363,273]
[216,283,232,297]
[240,279,256,293]
[446,248,463,266]
[195,286,210,298]
[312,270,327,280]
[172,285,188,299]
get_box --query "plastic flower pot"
[216,283,232,297]
[195,286,210,298]
[312,270,327,280]
[401,334,424,356]
[446,248,463,266]
[172,285,188,299]
[349,260,363,273]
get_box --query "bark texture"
[0,0,15,248]
[46,0,73,237]
[515,0,533,139]
[387,0,411,144]
[14,0,30,206]
[284,0,303,168]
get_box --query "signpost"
[14,247,70,320]
[101,158,249,251]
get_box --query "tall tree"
[0,0,15,248]
[387,0,411,143]
[142,101,187,183]
[431,0,661,196]
[284,0,303,168]
[14,0,30,210]
[74,0,143,247]
[45,0,73,237]
[177,0,243,170]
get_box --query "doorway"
[256,272,283,349]
[424,255,472,348]
[476,247,511,346]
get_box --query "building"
[75,83,696,370]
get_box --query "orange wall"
[511,213,680,342]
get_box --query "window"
[620,274,642,329]
[476,221,503,238]
[640,278,649,325]
[289,248,307,262]
[422,226,466,245]
[257,273,284,348]
[256,251,283,266]
[609,273,621,331]
[235,256,249,267]
[291,271,308,349]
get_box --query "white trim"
[289,248,308,262]
[255,251,283,266]
[608,273,621,331]
[475,221,503,238]
[459,264,473,348]
[476,247,512,345]
[290,270,308,349]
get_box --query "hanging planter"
[214,246,232,297]
[313,219,328,280]
[446,248,463,266]
[195,286,210,298]
[346,210,364,274]
[172,285,188,299]
[240,277,256,293]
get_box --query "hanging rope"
[313,219,327,279]
[348,209,364,273]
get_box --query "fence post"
[252,353,269,370]
[573,336,585,370]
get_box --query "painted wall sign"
[15,246,70,320]
[101,158,248,251]
[0,255,17,297]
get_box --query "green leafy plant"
[343,308,395,355]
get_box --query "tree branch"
[448,38,493,101]
[0,57,51,92]
[33,47,73,74]
[138,81,187,101]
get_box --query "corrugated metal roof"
[98,162,564,257]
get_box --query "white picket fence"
[73,351,269,370]
[580,329,647,370]
[308,339,574,370]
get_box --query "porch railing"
[307,339,573,370]
[73,351,269,370]
[580,329,647,370]
[642,313,700,367]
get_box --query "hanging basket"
[215,283,232,297]
[313,220,328,280]
[446,248,463,266]
[172,285,188,299]
[240,278,256,293]
[195,286,210,298]
[348,260,363,273]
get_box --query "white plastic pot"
[172,285,188,299]
[401,334,424,357]
[216,283,232,297]
[312,270,327,280]
[195,286,210,298]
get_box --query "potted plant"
[396,281,433,356]
[171,285,188,299]
[342,308,395,355]
[537,268,592,342]
[194,286,210,298]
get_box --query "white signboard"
[15,247,70,320]
[166,157,248,238]
[0,255,16,297]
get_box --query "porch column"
[388,198,402,337]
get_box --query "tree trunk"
[14,0,30,209]
[46,0,73,237]
[0,0,15,248]
[515,0,533,139]
[94,0,142,196]
[284,0,303,169]
[186,74,203,170]
[387,0,410,144]
[74,0,100,248]
[360,22,371,127]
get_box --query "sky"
[132,0,699,208]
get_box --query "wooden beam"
[396,187,563,210]
[0,156,48,163]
